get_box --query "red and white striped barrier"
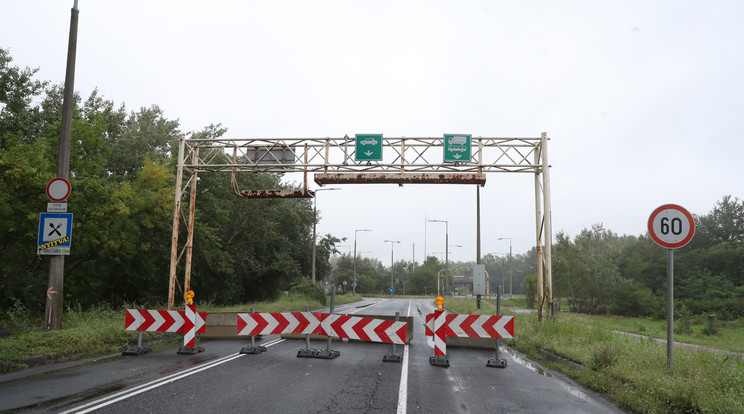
[237,312,407,345]
[125,306,206,348]
[425,311,514,356]
[237,311,323,336]
[323,314,407,345]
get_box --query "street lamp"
[498,237,513,298]
[449,244,462,257]
[312,187,341,285]
[384,240,401,295]
[353,229,371,296]
[337,244,351,256]
[428,219,449,296]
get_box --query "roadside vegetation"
[0,289,361,374]
[446,297,744,414]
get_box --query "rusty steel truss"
[168,133,554,321]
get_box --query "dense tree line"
[332,195,744,323]
[553,196,744,319]
[0,49,339,316]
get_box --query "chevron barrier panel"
[125,308,206,334]
[237,312,407,345]
[425,311,515,356]
[125,305,206,349]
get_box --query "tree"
[406,256,441,295]
[0,48,49,147]
[105,105,180,179]
[692,195,744,248]
[314,234,344,284]
[553,225,632,313]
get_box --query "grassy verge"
[587,314,744,354]
[444,298,744,413]
[0,294,362,374]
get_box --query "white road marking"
[60,339,286,414]
[396,300,412,414]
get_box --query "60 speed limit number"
[648,204,695,249]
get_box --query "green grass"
[0,294,362,374]
[442,297,744,413]
[589,315,744,354]
[0,306,183,373]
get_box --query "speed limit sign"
[648,204,695,249]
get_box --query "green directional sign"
[355,134,383,161]
[443,133,472,163]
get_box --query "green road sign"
[355,134,383,161]
[443,134,471,163]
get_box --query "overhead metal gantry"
[168,133,554,321]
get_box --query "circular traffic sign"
[648,204,695,249]
[46,177,71,202]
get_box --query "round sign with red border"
[46,177,71,202]
[648,204,695,249]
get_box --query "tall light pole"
[498,237,513,298]
[428,219,448,296]
[311,187,340,285]
[353,229,371,296]
[384,240,401,295]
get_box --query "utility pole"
[45,1,79,330]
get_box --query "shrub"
[608,282,659,317]
[523,275,536,309]
[289,283,326,306]
[4,299,31,334]
[588,343,620,370]
[674,318,693,335]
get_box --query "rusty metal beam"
[314,173,486,185]
[237,189,314,198]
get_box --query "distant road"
[0,298,624,413]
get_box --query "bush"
[588,343,620,370]
[4,299,31,334]
[675,317,693,335]
[289,283,326,306]
[523,275,536,309]
[608,282,659,317]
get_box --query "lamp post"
[498,237,513,298]
[337,244,351,256]
[311,187,340,285]
[428,219,448,296]
[384,240,401,295]
[353,229,371,296]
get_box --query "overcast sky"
[4,1,743,265]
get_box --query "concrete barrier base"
[447,337,498,349]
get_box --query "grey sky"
[4,1,743,264]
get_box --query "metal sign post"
[648,204,695,371]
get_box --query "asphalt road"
[0,298,625,413]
